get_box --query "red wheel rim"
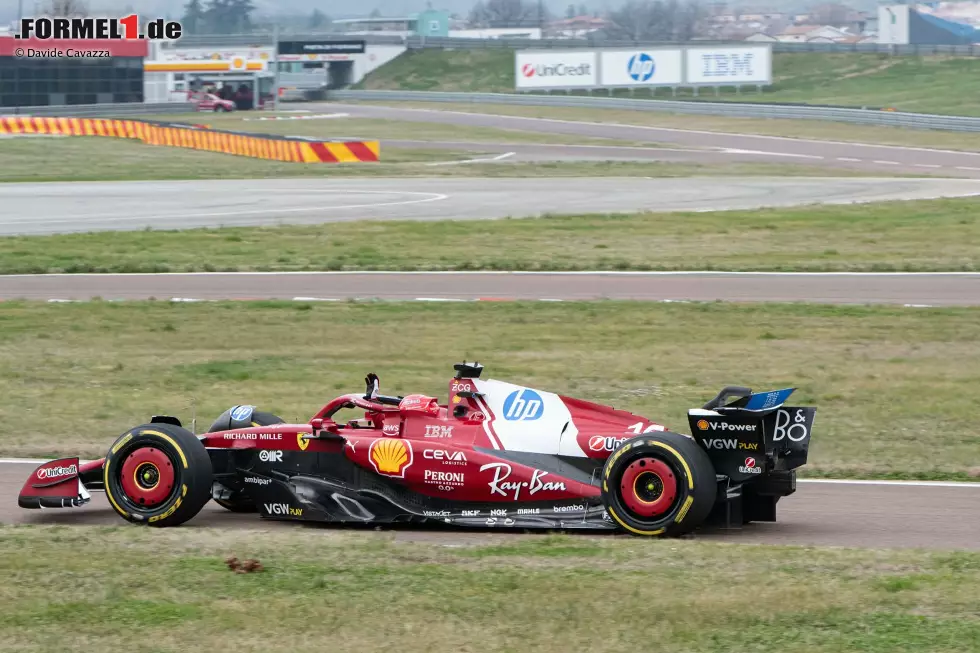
[119,446,175,508]
[619,457,678,518]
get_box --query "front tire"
[601,432,716,536]
[104,423,213,527]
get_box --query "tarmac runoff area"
[325,102,980,178]
[2,271,979,306]
[1,460,978,549]
[4,177,980,235]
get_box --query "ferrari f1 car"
[19,363,816,536]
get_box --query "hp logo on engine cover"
[627,53,655,82]
[502,389,544,421]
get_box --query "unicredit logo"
[37,464,77,480]
[521,62,591,78]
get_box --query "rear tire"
[103,423,212,527]
[208,407,285,513]
[601,431,716,537]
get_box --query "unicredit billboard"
[515,50,597,89]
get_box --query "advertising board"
[684,45,772,85]
[515,50,597,89]
[278,40,366,62]
[599,49,683,87]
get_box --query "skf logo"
[697,419,709,430]
[369,438,413,477]
[297,432,309,451]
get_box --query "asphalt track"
[3,271,979,306]
[4,176,980,236]
[326,103,980,177]
[2,462,977,549]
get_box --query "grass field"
[356,49,980,116]
[1,300,978,480]
[3,197,976,274]
[0,136,870,183]
[2,526,978,653]
[362,100,980,152]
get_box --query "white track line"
[798,479,980,488]
[6,271,978,278]
[0,458,976,487]
[426,152,516,166]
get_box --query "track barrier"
[0,116,380,163]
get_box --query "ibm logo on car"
[502,389,544,421]
[627,53,655,82]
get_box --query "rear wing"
[688,387,816,481]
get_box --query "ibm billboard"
[515,45,772,90]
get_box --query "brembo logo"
[37,464,77,480]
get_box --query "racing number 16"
[627,422,664,434]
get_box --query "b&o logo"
[502,389,544,421]
[627,53,655,82]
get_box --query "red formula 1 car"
[19,363,816,536]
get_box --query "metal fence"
[170,32,980,56]
[2,102,196,117]
[328,89,980,132]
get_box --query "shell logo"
[369,438,413,477]
[232,57,245,70]
[297,432,309,451]
[696,419,710,430]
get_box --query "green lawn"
[356,49,980,116]
[2,197,976,274]
[1,300,978,480]
[1,526,978,653]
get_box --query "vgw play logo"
[502,389,544,421]
[627,53,655,82]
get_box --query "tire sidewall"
[601,432,716,536]
[104,423,212,527]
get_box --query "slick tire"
[600,431,716,537]
[209,408,285,513]
[103,423,213,527]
